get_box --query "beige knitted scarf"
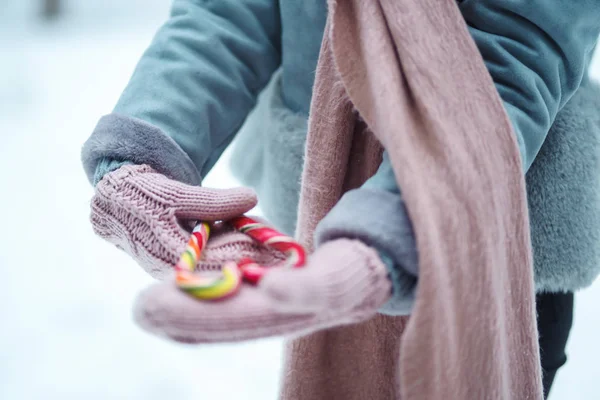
[281,1,543,399]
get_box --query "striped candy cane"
[174,222,242,301]
[230,216,306,284]
[174,216,306,300]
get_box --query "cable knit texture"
[134,239,392,343]
[91,164,258,278]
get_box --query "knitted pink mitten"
[133,239,392,343]
[91,164,258,278]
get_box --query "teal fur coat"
[232,72,600,294]
[81,0,600,293]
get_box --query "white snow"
[0,2,598,399]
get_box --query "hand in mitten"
[90,164,258,278]
[133,239,392,343]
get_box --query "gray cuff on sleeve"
[314,188,419,316]
[81,113,202,186]
[378,252,416,316]
[314,188,419,276]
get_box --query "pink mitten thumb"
[171,185,258,221]
[260,239,392,318]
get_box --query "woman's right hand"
[90,164,261,279]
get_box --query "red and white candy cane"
[230,216,306,284]
[174,216,306,300]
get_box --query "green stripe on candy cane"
[174,222,243,301]
[174,216,307,301]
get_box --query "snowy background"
[0,1,598,399]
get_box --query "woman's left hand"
[133,239,392,343]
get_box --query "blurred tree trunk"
[42,0,60,18]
